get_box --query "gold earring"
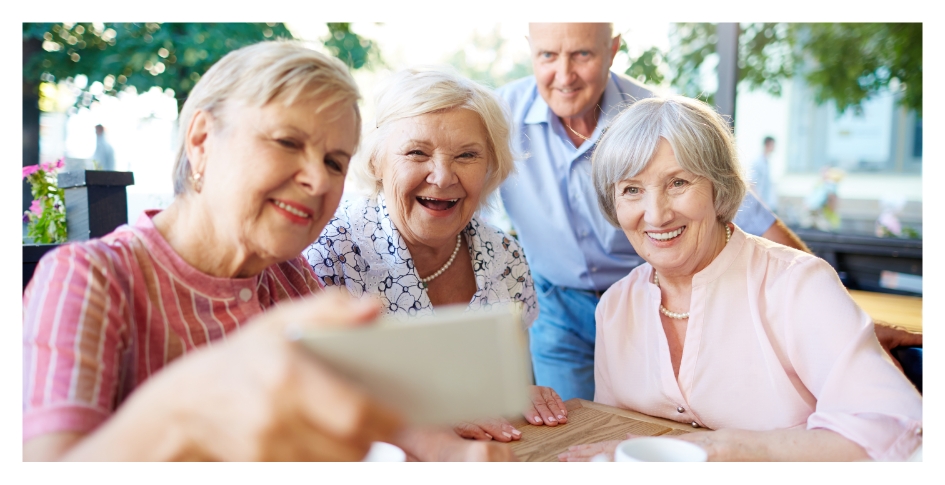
[190,172,204,193]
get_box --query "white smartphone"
[297,304,532,425]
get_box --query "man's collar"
[524,85,551,125]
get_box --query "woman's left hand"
[523,385,568,426]
[454,417,522,442]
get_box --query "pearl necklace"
[419,234,462,288]
[654,224,731,319]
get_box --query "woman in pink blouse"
[22,41,403,461]
[559,96,922,461]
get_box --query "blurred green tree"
[619,23,921,116]
[23,23,296,112]
[23,22,383,111]
[323,22,384,70]
[619,39,666,87]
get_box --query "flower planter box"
[23,170,134,291]
[58,170,134,241]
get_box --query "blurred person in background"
[748,136,776,210]
[92,124,115,171]
[23,41,403,461]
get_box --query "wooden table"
[503,398,704,462]
[849,289,922,333]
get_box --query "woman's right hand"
[63,290,403,461]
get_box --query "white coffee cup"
[614,437,707,462]
[362,441,407,462]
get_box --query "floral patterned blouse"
[305,193,538,327]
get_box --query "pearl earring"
[190,172,204,193]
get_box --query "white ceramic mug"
[362,441,407,462]
[614,437,707,462]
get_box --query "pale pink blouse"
[594,225,922,461]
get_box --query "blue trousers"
[529,273,600,401]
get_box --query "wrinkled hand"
[454,417,522,442]
[873,319,922,372]
[400,426,519,461]
[150,289,403,461]
[523,385,568,426]
[440,435,519,461]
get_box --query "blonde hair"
[592,95,747,226]
[172,40,361,195]
[347,67,515,210]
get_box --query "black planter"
[58,170,135,241]
[23,244,60,291]
[24,170,135,291]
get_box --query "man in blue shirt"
[494,23,911,401]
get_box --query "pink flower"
[40,158,64,173]
[29,199,43,216]
[22,165,39,179]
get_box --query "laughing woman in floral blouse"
[305,68,564,458]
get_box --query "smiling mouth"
[417,196,459,211]
[272,199,312,219]
[646,226,685,241]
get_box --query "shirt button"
[677,406,685,413]
[239,288,253,302]
[591,267,598,272]
[691,421,700,428]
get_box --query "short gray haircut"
[172,40,361,195]
[592,95,747,226]
[348,67,515,210]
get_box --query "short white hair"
[172,40,361,195]
[592,96,747,226]
[348,67,515,210]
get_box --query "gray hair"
[172,40,361,195]
[592,96,746,226]
[347,67,515,210]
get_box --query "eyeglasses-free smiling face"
[613,138,725,279]
[378,108,490,252]
[197,97,358,273]
[528,23,620,120]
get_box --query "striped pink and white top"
[23,210,322,442]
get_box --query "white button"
[691,421,700,428]
[677,406,685,413]
[239,288,253,302]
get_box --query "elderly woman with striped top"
[22,41,402,461]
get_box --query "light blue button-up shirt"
[496,72,775,291]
